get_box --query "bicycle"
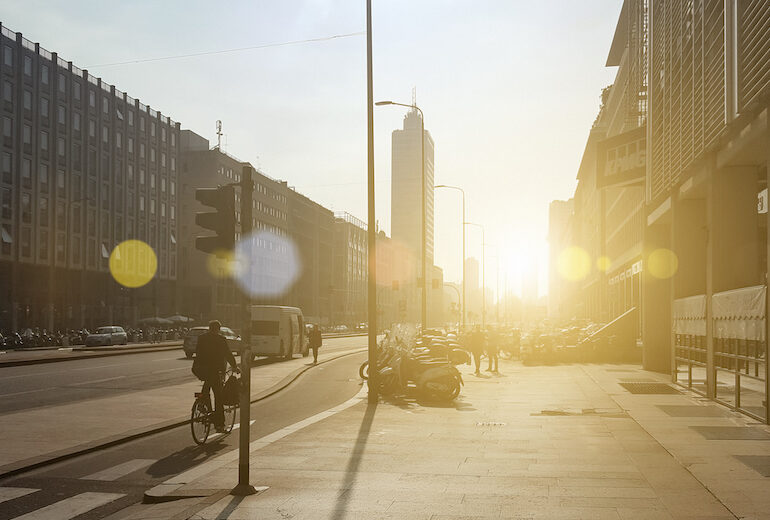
[191,368,238,445]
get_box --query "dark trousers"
[472,350,483,373]
[487,347,498,371]
[312,346,319,363]
[202,375,224,428]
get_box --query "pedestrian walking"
[310,324,322,364]
[486,326,499,373]
[469,325,486,376]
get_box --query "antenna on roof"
[412,86,417,107]
[216,120,222,149]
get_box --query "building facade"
[0,23,181,332]
[332,212,367,327]
[551,0,770,424]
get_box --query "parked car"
[85,326,128,347]
[183,326,242,359]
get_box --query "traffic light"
[195,185,235,256]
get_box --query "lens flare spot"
[233,230,301,298]
[648,248,678,279]
[597,255,611,272]
[558,247,591,282]
[206,250,239,279]
[109,240,157,288]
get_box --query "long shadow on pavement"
[146,442,229,479]
[332,402,377,516]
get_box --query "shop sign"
[596,125,646,188]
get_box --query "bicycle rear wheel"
[191,399,211,445]
[223,404,237,433]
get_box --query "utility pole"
[231,165,258,496]
[366,0,378,403]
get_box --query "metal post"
[366,0,378,403]
[461,196,465,331]
[232,166,258,496]
[420,112,427,331]
[481,227,485,328]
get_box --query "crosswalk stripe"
[82,459,156,481]
[11,492,125,520]
[0,487,38,504]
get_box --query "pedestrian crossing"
[1,457,153,519]
[11,492,125,520]
[82,458,155,481]
[0,487,37,504]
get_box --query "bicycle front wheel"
[191,399,211,445]
[223,404,237,433]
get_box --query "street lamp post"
[464,221,485,328]
[375,100,427,332]
[484,243,499,325]
[366,0,377,403]
[435,185,465,331]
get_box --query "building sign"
[596,125,646,188]
[758,188,768,214]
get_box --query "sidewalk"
[0,346,365,478]
[120,360,770,520]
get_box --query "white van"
[249,305,308,359]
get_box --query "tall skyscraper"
[390,108,434,267]
[389,107,435,325]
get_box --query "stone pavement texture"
[117,359,770,520]
[0,345,364,475]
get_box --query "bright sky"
[2,0,621,298]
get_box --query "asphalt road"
[0,336,365,415]
[0,349,367,520]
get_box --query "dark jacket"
[194,331,237,380]
[310,327,322,348]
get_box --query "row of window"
[2,43,178,145]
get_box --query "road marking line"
[11,491,125,519]
[82,459,156,481]
[0,387,56,398]
[151,367,190,375]
[0,356,182,381]
[207,420,256,440]
[0,487,38,504]
[68,375,127,387]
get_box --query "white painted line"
[166,383,368,486]
[0,387,56,398]
[0,357,182,381]
[12,492,125,519]
[82,459,156,481]
[0,487,38,504]
[68,375,126,387]
[207,419,257,441]
[151,367,190,375]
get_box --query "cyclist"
[193,320,240,432]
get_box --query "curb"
[0,347,367,481]
[0,343,184,368]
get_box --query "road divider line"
[206,419,256,441]
[0,387,56,398]
[12,491,125,520]
[0,487,38,504]
[68,375,127,387]
[82,459,156,481]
